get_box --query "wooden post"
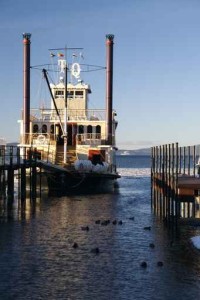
[20,166,26,203]
[151,147,154,209]
[39,166,42,198]
[31,150,37,201]
[7,167,14,202]
[153,146,157,213]
[179,146,182,174]
[0,168,3,194]
[193,145,196,177]
[175,143,179,227]
[162,145,165,219]
[6,147,14,201]
[166,144,171,224]
[183,146,186,174]
[188,146,190,175]
[168,142,176,225]
[159,145,162,217]
[155,146,159,214]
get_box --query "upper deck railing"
[76,133,107,146]
[24,108,107,122]
[19,132,115,150]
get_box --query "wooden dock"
[151,143,200,225]
[0,145,43,202]
[0,144,76,203]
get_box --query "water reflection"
[1,172,200,299]
[0,195,43,222]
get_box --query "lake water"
[1,155,200,299]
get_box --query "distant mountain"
[117,148,151,156]
[7,142,19,146]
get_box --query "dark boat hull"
[47,171,120,195]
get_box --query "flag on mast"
[80,52,84,60]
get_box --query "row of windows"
[33,124,48,133]
[78,125,101,134]
[33,124,101,134]
[55,90,84,98]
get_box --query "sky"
[1,0,200,149]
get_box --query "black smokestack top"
[106,34,114,145]
[23,33,31,142]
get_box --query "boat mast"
[23,33,31,144]
[42,69,65,135]
[48,47,83,164]
[106,34,114,145]
[64,63,68,164]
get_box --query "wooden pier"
[0,145,43,203]
[151,143,200,226]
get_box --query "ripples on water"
[1,156,200,299]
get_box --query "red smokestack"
[23,33,31,143]
[106,34,114,145]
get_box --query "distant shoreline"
[117,154,150,156]
[117,148,151,156]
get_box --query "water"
[1,155,200,299]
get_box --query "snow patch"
[191,236,200,250]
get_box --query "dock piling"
[0,145,43,218]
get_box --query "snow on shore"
[191,236,200,250]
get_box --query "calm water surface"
[1,156,200,299]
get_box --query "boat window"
[50,124,54,134]
[67,91,74,98]
[96,125,101,133]
[75,91,83,98]
[87,125,93,134]
[87,125,93,139]
[96,125,101,139]
[33,124,38,133]
[55,90,64,98]
[42,124,47,133]
[78,125,84,134]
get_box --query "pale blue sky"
[1,0,200,149]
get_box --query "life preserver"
[71,63,81,79]
[79,163,84,171]
[36,134,46,145]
